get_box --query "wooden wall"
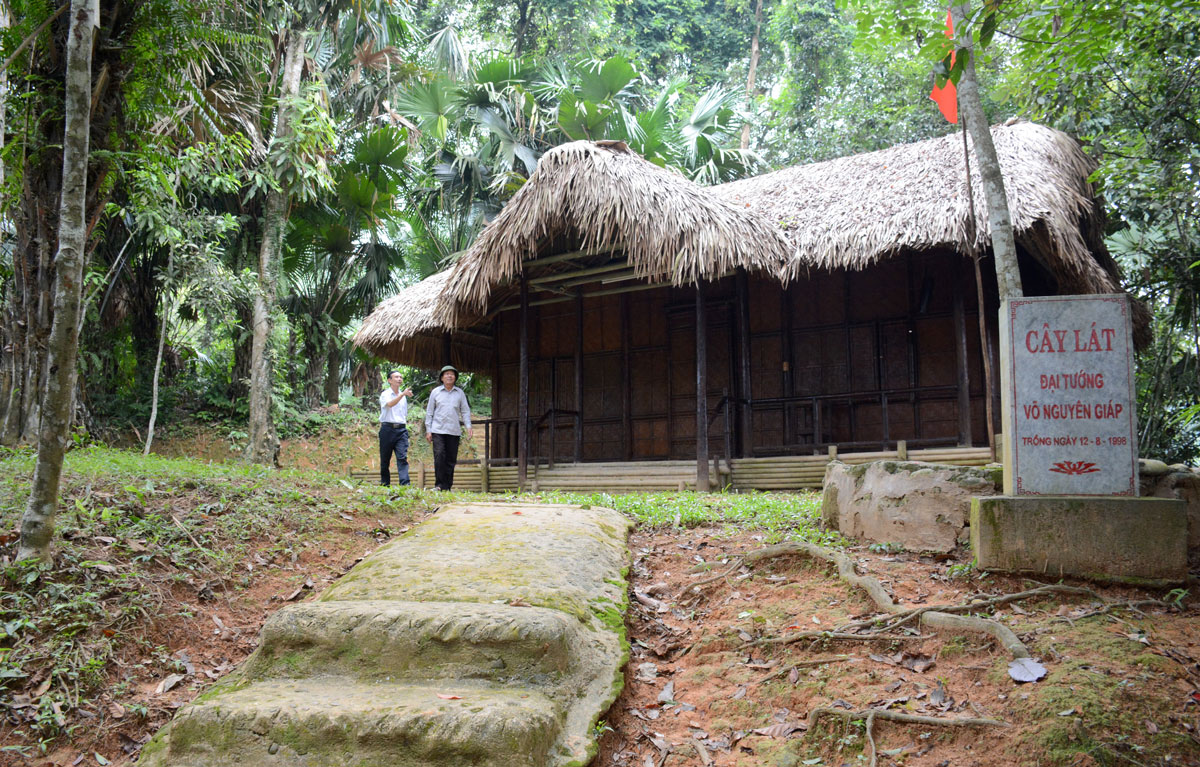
[491,250,998,463]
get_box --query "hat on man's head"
[439,364,459,378]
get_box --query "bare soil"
[598,528,1200,767]
[7,508,1198,767]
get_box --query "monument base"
[970,496,1188,585]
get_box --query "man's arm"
[459,390,472,432]
[425,390,437,441]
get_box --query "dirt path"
[600,528,1200,767]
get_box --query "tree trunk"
[952,3,1023,300]
[18,0,95,563]
[244,28,307,465]
[740,0,764,152]
[143,255,172,455]
[324,338,340,404]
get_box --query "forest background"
[1,0,1197,467]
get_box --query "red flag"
[929,10,958,124]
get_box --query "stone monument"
[972,294,1187,584]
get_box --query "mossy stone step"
[142,503,632,767]
[139,679,565,767]
[245,600,583,684]
[319,502,630,623]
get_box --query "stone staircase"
[140,503,633,767]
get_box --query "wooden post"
[622,292,632,460]
[480,422,490,492]
[953,262,972,446]
[418,462,427,488]
[518,277,529,490]
[574,290,583,463]
[736,270,752,457]
[695,283,710,492]
[441,332,452,367]
[897,439,908,460]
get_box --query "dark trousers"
[431,433,461,490]
[379,424,410,486]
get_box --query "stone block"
[1140,469,1200,553]
[970,496,1188,585]
[822,460,1001,553]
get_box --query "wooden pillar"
[782,284,794,446]
[953,261,972,446]
[518,277,529,490]
[736,269,752,457]
[695,283,710,492]
[574,290,583,462]
[441,332,452,366]
[621,293,632,460]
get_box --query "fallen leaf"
[752,722,805,738]
[1144,720,1158,734]
[33,677,52,699]
[884,680,902,693]
[509,598,532,607]
[732,686,747,700]
[1057,708,1076,717]
[436,693,463,700]
[658,680,675,704]
[788,667,800,685]
[1008,657,1047,683]
[109,701,126,719]
[930,681,947,706]
[694,739,714,765]
[155,674,186,695]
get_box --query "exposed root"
[808,706,1009,767]
[732,541,1171,661]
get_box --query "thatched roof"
[441,140,795,314]
[351,271,493,370]
[356,122,1147,365]
[713,121,1125,300]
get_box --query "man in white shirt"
[379,370,413,486]
[424,365,472,491]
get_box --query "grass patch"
[0,445,441,754]
[525,489,842,546]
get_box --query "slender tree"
[244,25,307,465]
[17,0,96,563]
[951,2,1022,299]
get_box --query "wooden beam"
[529,260,628,285]
[522,246,617,268]
[953,261,972,446]
[695,283,710,492]
[518,276,529,490]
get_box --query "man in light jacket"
[425,364,472,491]
[379,370,413,486]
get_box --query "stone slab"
[140,679,563,767]
[246,600,582,684]
[822,460,1001,553]
[999,295,1139,496]
[142,503,633,767]
[970,495,1187,584]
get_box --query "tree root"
[732,541,1169,662]
[807,706,1009,767]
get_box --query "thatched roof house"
[354,122,1144,486]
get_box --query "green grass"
[0,445,440,752]
[521,489,843,546]
[0,445,842,755]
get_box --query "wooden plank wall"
[491,250,997,465]
[351,447,993,493]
